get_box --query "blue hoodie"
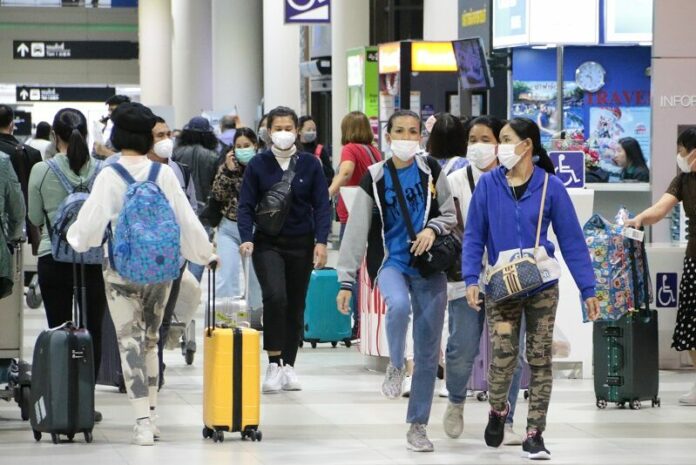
[462,166,596,301]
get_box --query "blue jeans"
[445,296,525,425]
[378,266,447,425]
[215,218,262,309]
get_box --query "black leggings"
[37,255,107,377]
[157,265,186,376]
[253,232,314,366]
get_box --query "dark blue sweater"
[237,150,331,244]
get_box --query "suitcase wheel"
[67,433,75,442]
[651,397,661,408]
[476,391,488,402]
[202,426,214,439]
[596,398,608,409]
[311,341,317,349]
[84,431,93,443]
[51,433,59,444]
[242,427,262,442]
[33,430,41,442]
[213,430,225,443]
[19,385,31,421]
[343,338,352,348]
[185,349,195,366]
[629,399,642,410]
[331,341,338,348]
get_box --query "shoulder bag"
[255,156,297,236]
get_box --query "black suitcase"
[29,259,95,443]
[593,238,660,410]
[96,311,126,393]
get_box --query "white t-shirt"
[66,156,214,266]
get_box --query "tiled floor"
[2,299,696,464]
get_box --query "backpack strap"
[314,144,323,159]
[87,160,103,191]
[147,161,162,183]
[109,162,137,185]
[46,159,75,194]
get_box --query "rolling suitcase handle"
[206,260,218,337]
[71,252,87,328]
[240,255,250,302]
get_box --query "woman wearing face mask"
[463,117,599,460]
[336,110,456,452]
[257,115,270,153]
[625,127,696,406]
[298,115,334,185]
[441,116,526,446]
[210,128,263,310]
[237,106,331,394]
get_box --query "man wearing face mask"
[336,110,457,452]
[298,115,334,185]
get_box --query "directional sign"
[549,151,585,188]
[16,86,115,102]
[656,272,678,308]
[285,0,331,24]
[13,111,32,137]
[13,41,138,60]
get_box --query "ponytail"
[534,147,556,175]
[67,128,89,175]
[52,108,89,175]
[507,117,556,175]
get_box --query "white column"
[423,0,459,41]
[138,0,172,107]
[171,0,213,128]
[263,0,301,113]
[331,0,370,163]
[212,0,263,126]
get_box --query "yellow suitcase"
[202,266,262,443]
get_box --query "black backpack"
[255,156,297,236]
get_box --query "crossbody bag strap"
[281,155,297,184]
[386,159,418,242]
[466,165,475,195]
[361,144,379,165]
[533,173,549,254]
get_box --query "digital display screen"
[452,38,493,91]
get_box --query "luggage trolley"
[0,242,32,420]
[22,244,42,309]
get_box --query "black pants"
[157,265,186,377]
[253,232,314,366]
[37,255,107,377]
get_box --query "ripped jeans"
[486,284,558,433]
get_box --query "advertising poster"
[589,106,651,167]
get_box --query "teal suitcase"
[303,268,352,348]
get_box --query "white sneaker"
[150,414,161,441]
[678,382,696,406]
[443,402,464,438]
[133,418,155,446]
[282,365,302,391]
[402,376,412,398]
[437,379,449,398]
[262,363,284,393]
[503,424,523,446]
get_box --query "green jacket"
[27,154,100,257]
[1,152,25,288]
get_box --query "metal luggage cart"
[166,316,196,365]
[22,244,41,309]
[0,243,32,420]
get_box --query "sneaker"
[503,424,523,446]
[484,404,509,448]
[406,423,434,452]
[522,430,551,460]
[382,364,405,399]
[262,363,284,393]
[443,402,464,438]
[150,414,161,441]
[678,382,696,406]
[437,379,449,398]
[282,365,302,391]
[133,418,155,446]
[401,376,412,398]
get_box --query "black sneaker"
[522,430,551,460]
[484,404,509,447]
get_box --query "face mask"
[153,138,174,159]
[677,151,695,173]
[390,140,420,161]
[302,131,317,143]
[467,143,497,170]
[497,141,524,170]
[258,127,271,145]
[271,130,296,150]
[235,147,256,165]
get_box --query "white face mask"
[467,143,497,170]
[390,140,420,161]
[677,150,695,173]
[271,130,296,150]
[497,141,524,170]
[153,138,174,159]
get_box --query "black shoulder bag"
[255,156,297,236]
[387,159,460,278]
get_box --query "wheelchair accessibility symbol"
[656,273,678,308]
[548,151,585,188]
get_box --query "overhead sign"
[549,151,585,188]
[285,0,331,24]
[656,273,678,308]
[605,0,653,44]
[16,86,116,102]
[411,42,457,72]
[13,40,138,60]
[13,111,32,137]
[378,42,401,74]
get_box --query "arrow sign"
[17,43,29,57]
[19,89,29,100]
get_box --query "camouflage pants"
[103,268,172,420]
[486,284,559,433]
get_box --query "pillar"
[171,0,213,128]
[138,0,172,107]
[212,0,263,126]
[423,0,459,41]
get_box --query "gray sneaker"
[381,364,405,399]
[406,423,434,452]
[443,401,464,438]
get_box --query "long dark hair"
[35,121,51,141]
[427,113,467,159]
[467,115,505,142]
[618,137,648,170]
[178,128,219,151]
[52,108,89,175]
[506,117,555,174]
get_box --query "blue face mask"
[235,147,256,165]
